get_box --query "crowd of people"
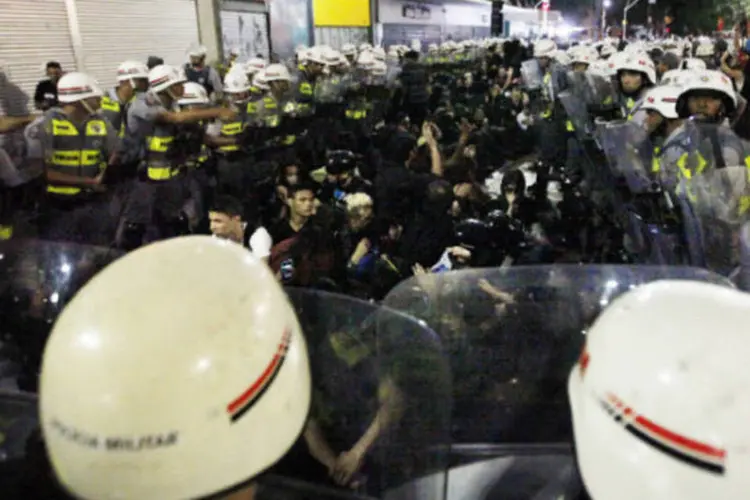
[2,25,750,500]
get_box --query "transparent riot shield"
[599,121,655,193]
[315,75,346,105]
[586,73,619,123]
[558,72,590,141]
[280,288,450,500]
[383,266,731,498]
[0,240,124,392]
[678,166,750,276]
[521,59,543,91]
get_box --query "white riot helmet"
[342,43,357,57]
[372,47,386,62]
[296,47,311,64]
[245,57,267,76]
[116,60,149,83]
[570,46,597,65]
[660,68,695,86]
[680,58,707,71]
[552,50,572,66]
[148,64,187,95]
[57,72,103,104]
[588,59,617,78]
[676,69,737,118]
[371,61,387,77]
[569,280,750,500]
[639,85,681,119]
[695,42,714,58]
[617,55,657,85]
[264,64,292,83]
[357,50,377,69]
[177,82,210,106]
[187,43,208,58]
[40,236,311,500]
[252,70,269,91]
[306,46,328,65]
[223,69,251,94]
[534,39,558,58]
[599,43,616,58]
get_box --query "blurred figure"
[34,61,63,111]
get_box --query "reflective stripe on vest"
[100,96,126,138]
[219,121,244,153]
[47,117,107,196]
[652,146,661,173]
[345,109,367,120]
[145,123,178,181]
[565,120,575,132]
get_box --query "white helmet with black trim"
[639,84,682,119]
[534,39,557,58]
[57,72,103,104]
[148,64,187,95]
[245,57,267,76]
[676,69,737,118]
[264,64,292,83]
[40,236,311,500]
[116,60,149,83]
[680,58,707,71]
[617,55,657,85]
[177,82,209,107]
[569,280,750,500]
[223,69,251,94]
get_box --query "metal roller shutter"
[313,27,369,49]
[75,0,199,90]
[0,0,76,115]
[220,10,270,60]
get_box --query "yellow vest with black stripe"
[261,97,295,147]
[296,72,314,114]
[218,104,253,154]
[46,114,108,196]
[145,121,179,181]
[100,95,125,138]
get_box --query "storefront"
[0,0,200,111]
[312,0,371,49]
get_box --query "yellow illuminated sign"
[313,0,371,27]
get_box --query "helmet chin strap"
[81,99,96,116]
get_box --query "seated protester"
[398,179,455,269]
[489,169,538,225]
[208,194,272,261]
[318,150,372,207]
[269,181,336,286]
[341,193,378,281]
[490,169,556,264]
[376,121,444,222]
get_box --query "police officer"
[101,61,149,138]
[40,236,311,500]
[184,44,223,99]
[35,72,118,246]
[118,65,236,249]
[296,46,327,115]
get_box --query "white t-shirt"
[247,225,272,259]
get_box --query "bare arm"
[157,107,236,125]
[0,116,35,134]
[303,418,338,471]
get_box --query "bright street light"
[604,0,611,8]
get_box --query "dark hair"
[46,61,61,70]
[288,181,317,198]
[210,195,244,218]
[501,168,526,195]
